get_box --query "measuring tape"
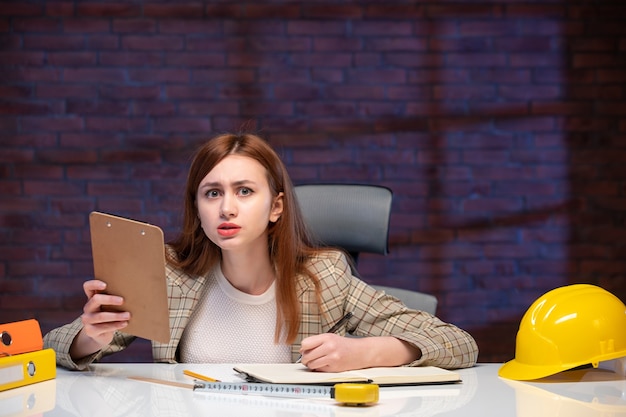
[193,381,379,405]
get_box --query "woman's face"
[196,155,283,253]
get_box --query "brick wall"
[1,1,625,363]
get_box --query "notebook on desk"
[233,363,462,386]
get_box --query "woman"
[44,132,478,372]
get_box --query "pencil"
[129,376,195,389]
[326,311,354,334]
[183,369,220,382]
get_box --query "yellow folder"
[0,348,56,392]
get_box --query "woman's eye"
[239,187,252,196]
[206,190,220,198]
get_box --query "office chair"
[294,183,438,315]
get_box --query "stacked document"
[0,319,56,392]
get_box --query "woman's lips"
[217,223,241,237]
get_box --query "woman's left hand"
[299,334,421,372]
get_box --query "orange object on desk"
[0,319,43,356]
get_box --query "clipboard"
[89,212,170,344]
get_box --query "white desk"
[2,363,625,417]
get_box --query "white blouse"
[179,265,291,363]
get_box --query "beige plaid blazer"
[44,250,478,371]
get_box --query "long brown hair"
[167,132,321,344]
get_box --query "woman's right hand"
[69,280,130,360]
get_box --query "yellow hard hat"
[499,284,626,380]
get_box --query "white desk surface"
[2,362,625,417]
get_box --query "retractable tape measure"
[193,381,379,406]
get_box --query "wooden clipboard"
[89,212,170,344]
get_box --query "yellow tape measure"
[332,383,379,405]
[194,381,379,405]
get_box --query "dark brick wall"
[1,1,625,363]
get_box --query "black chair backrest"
[294,184,392,263]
